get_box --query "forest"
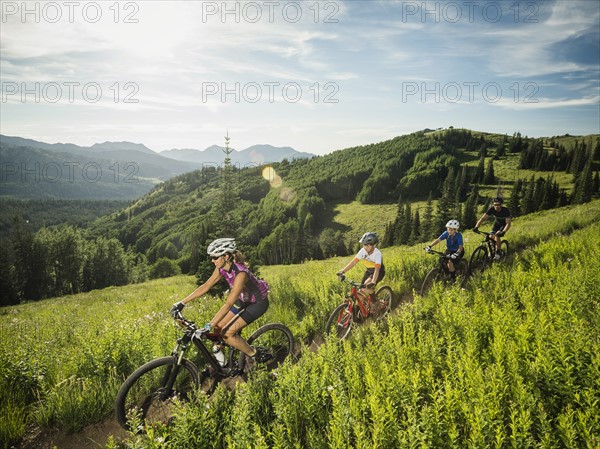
[1,128,599,305]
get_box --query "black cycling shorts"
[444,249,464,261]
[491,223,504,234]
[230,297,269,325]
[362,265,386,285]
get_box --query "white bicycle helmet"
[207,238,237,256]
[445,220,460,230]
[359,232,379,245]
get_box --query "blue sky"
[1,0,599,155]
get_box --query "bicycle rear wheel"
[231,323,294,374]
[325,303,354,340]
[371,286,393,320]
[469,246,489,275]
[420,267,443,296]
[115,356,199,430]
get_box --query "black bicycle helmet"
[359,232,379,245]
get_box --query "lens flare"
[262,166,283,188]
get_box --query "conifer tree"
[422,194,435,240]
[483,158,496,184]
[218,132,239,236]
[473,154,485,183]
[436,168,456,231]
[573,156,594,204]
[399,203,412,244]
[557,189,569,207]
[409,209,421,244]
[457,165,469,201]
[521,176,536,214]
[462,186,479,229]
[508,179,522,217]
[497,136,507,158]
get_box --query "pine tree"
[508,179,522,217]
[218,132,239,236]
[573,156,594,204]
[497,136,507,158]
[557,189,569,208]
[399,203,412,244]
[483,158,495,184]
[472,155,484,183]
[422,194,435,240]
[436,168,456,231]
[457,165,469,202]
[462,186,479,229]
[593,140,600,161]
[409,210,421,244]
[521,176,536,214]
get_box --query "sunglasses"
[493,203,502,206]
[210,255,221,260]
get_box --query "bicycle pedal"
[229,368,243,377]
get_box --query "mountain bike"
[469,228,509,275]
[325,276,394,340]
[420,248,469,296]
[115,310,294,430]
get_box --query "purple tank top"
[219,262,269,304]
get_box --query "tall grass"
[1,200,599,447]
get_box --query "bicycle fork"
[160,341,190,399]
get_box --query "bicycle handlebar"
[472,228,496,236]
[173,311,198,332]
[337,274,363,288]
[425,248,454,259]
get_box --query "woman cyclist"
[425,219,464,283]
[171,238,271,363]
[337,232,385,297]
[473,197,511,260]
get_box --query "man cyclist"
[473,197,511,260]
[337,232,385,298]
[425,219,464,283]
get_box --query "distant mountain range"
[0,135,314,200]
[160,144,314,166]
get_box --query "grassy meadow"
[1,200,600,448]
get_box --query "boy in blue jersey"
[425,219,464,282]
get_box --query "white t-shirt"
[353,247,383,269]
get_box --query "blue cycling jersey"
[438,231,464,252]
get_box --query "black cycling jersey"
[485,206,511,227]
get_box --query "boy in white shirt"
[337,232,385,296]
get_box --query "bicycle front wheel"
[371,286,393,320]
[325,303,354,340]
[498,240,509,262]
[420,268,443,296]
[115,356,199,430]
[454,259,469,287]
[469,246,489,275]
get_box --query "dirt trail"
[16,420,129,449]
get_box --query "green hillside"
[87,129,599,264]
[3,129,599,305]
[1,201,599,448]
